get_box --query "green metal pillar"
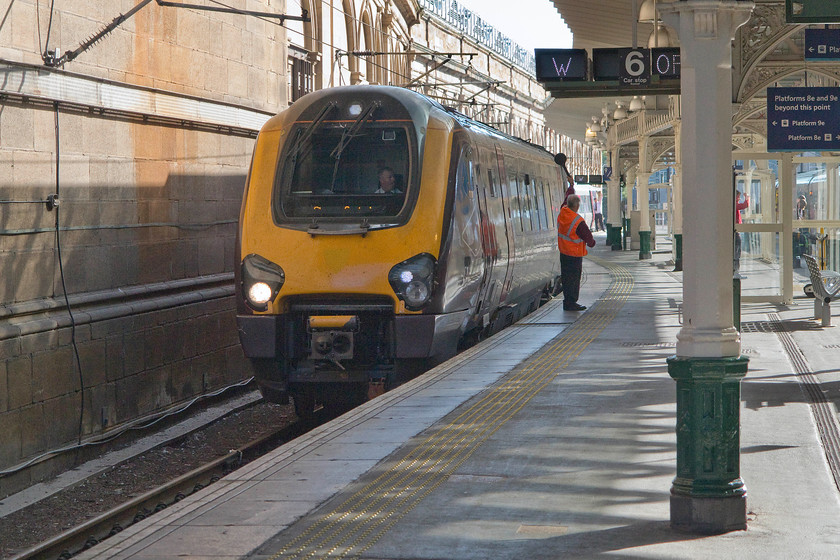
[610,224,622,251]
[667,356,749,534]
[673,233,683,271]
[639,230,652,260]
[623,217,630,250]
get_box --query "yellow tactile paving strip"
[268,256,633,559]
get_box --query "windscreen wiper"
[287,101,337,169]
[329,101,380,161]
[328,101,380,191]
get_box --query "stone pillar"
[638,136,652,260]
[672,120,683,271]
[660,0,754,534]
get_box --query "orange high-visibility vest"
[557,206,587,257]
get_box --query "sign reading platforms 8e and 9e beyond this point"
[767,87,840,152]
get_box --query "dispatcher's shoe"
[563,303,587,311]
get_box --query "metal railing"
[609,96,681,145]
[419,0,536,74]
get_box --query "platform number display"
[620,48,651,86]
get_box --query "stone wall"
[0,0,285,492]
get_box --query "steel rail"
[10,417,313,560]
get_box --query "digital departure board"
[592,48,680,81]
[534,49,588,81]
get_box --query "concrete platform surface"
[77,235,840,559]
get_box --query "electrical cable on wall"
[0,377,255,477]
[51,104,86,445]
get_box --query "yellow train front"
[236,86,565,417]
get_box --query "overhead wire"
[213,0,415,83]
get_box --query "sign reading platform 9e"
[534,49,588,81]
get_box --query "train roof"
[285,85,557,161]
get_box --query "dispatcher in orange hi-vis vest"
[557,194,596,311]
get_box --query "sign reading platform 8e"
[534,49,588,81]
[767,87,840,152]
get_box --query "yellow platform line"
[270,257,633,559]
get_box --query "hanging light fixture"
[647,23,678,47]
[589,116,601,133]
[613,101,628,120]
[601,105,612,128]
[638,0,677,48]
[638,0,658,24]
[629,95,644,112]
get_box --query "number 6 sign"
[620,48,651,85]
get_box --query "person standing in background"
[734,189,750,279]
[593,192,604,231]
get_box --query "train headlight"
[404,280,430,307]
[242,254,285,312]
[388,253,435,311]
[248,282,273,305]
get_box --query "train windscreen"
[275,121,412,220]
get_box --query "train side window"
[509,173,522,230]
[519,176,531,232]
[527,182,538,231]
[540,182,550,229]
[534,181,545,230]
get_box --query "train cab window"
[274,119,413,221]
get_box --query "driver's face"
[379,171,395,191]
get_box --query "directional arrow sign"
[805,29,840,60]
[767,87,840,152]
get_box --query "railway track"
[10,414,317,560]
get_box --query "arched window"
[343,0,357,77]
[361,10,374,83]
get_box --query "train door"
[473,147,501,325]
[494,144,516,304]
[440,142,485,314]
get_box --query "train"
[235,85,570,418]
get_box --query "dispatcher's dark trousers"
[560,253,583,307]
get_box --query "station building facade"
[0,1,598,492]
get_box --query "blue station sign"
[804,29,840,60]
[767,87,840,152]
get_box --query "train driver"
[375,167,402,194]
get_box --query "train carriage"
[236,85,568,417]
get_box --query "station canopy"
[544,0,675,143]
